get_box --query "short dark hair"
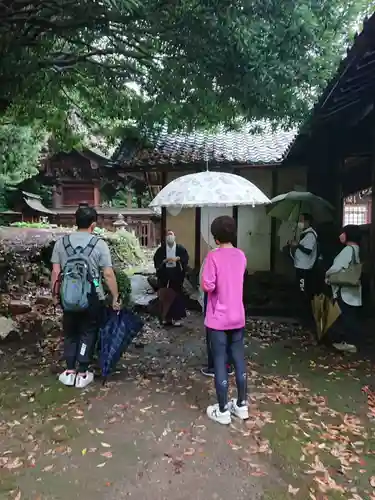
[211,215,236,244]
[75,205,98,229]
[342,224,362,245]
[301,213,313,224]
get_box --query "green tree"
[0,0,372,139]
[0,125,44,209]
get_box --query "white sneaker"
[206,404,231,425]
[58,370,76,387]
[228,399,249,420]
[75,371,94,389]
[333,342,357,353]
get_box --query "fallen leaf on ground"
[101,452,112,458]
[81,449,87,456]
[42,465,54,472]
[96,462,106,468]
[53,425,64,432]
[288,484,300,495]
[101,442,111,448]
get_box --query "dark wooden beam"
[232,206,238,247]
[270,169,278,272]
[194,207,201,269]
[369,125,375,305]
[160,172,167,245]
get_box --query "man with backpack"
[289,213,319,329]
[51,205,120,389]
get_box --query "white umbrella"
[149,171,270,208]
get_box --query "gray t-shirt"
[51,232,112,299]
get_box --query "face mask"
[166,235,175,245]
[297,222,305,230]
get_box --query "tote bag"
[328,246,362,287]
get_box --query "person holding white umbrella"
[149,169,270,385]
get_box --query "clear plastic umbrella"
[149,170,270,208]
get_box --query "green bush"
[10,221,51,228]
[104,230,145,268]
[114,269,132,306]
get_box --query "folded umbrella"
[312,294,325,340]
[158,286,177,321]
[322,296,341,335]
[100,308,144,382]
[311,294,341,341]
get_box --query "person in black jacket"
[153,231,189,326]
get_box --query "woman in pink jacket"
[201,216,248,425]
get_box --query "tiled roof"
[112,123,296,168]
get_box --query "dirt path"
[0,314,286,500]
[2,312,375,500]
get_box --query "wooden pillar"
[369,150,375,302]
[194,208,201,269]
[307,152,343,232]
[270,169,278,272]
[93,182,100,206]
[336,160,344,227]
[160,172,167,245]
[232,206,238,247]
[127,191,133,208]
[231,167,239,247]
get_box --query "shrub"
[114,269,132,306]
[104,230,145,268]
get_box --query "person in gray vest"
[289,213,318,328]
[51,206,120,389]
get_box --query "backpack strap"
[62,235,75,257]
[82,236,99,257]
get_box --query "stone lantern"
[113,213,128,232]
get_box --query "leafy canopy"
[0,126,43,185]
[0,0,372,139]
[0,124,46,210]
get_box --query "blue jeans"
[207,328,247,411]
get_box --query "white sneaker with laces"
[333,342,357,353]
[228,399,249,420]
[206,404,231,425]
[75,371,94,389]
[58,370,76,387]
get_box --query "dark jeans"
[208,328,247,411]
[333,297,360,346]
[296,268,316,328]
[203,292,231,369]
[206,330,232,369]
[63,306,104,372]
